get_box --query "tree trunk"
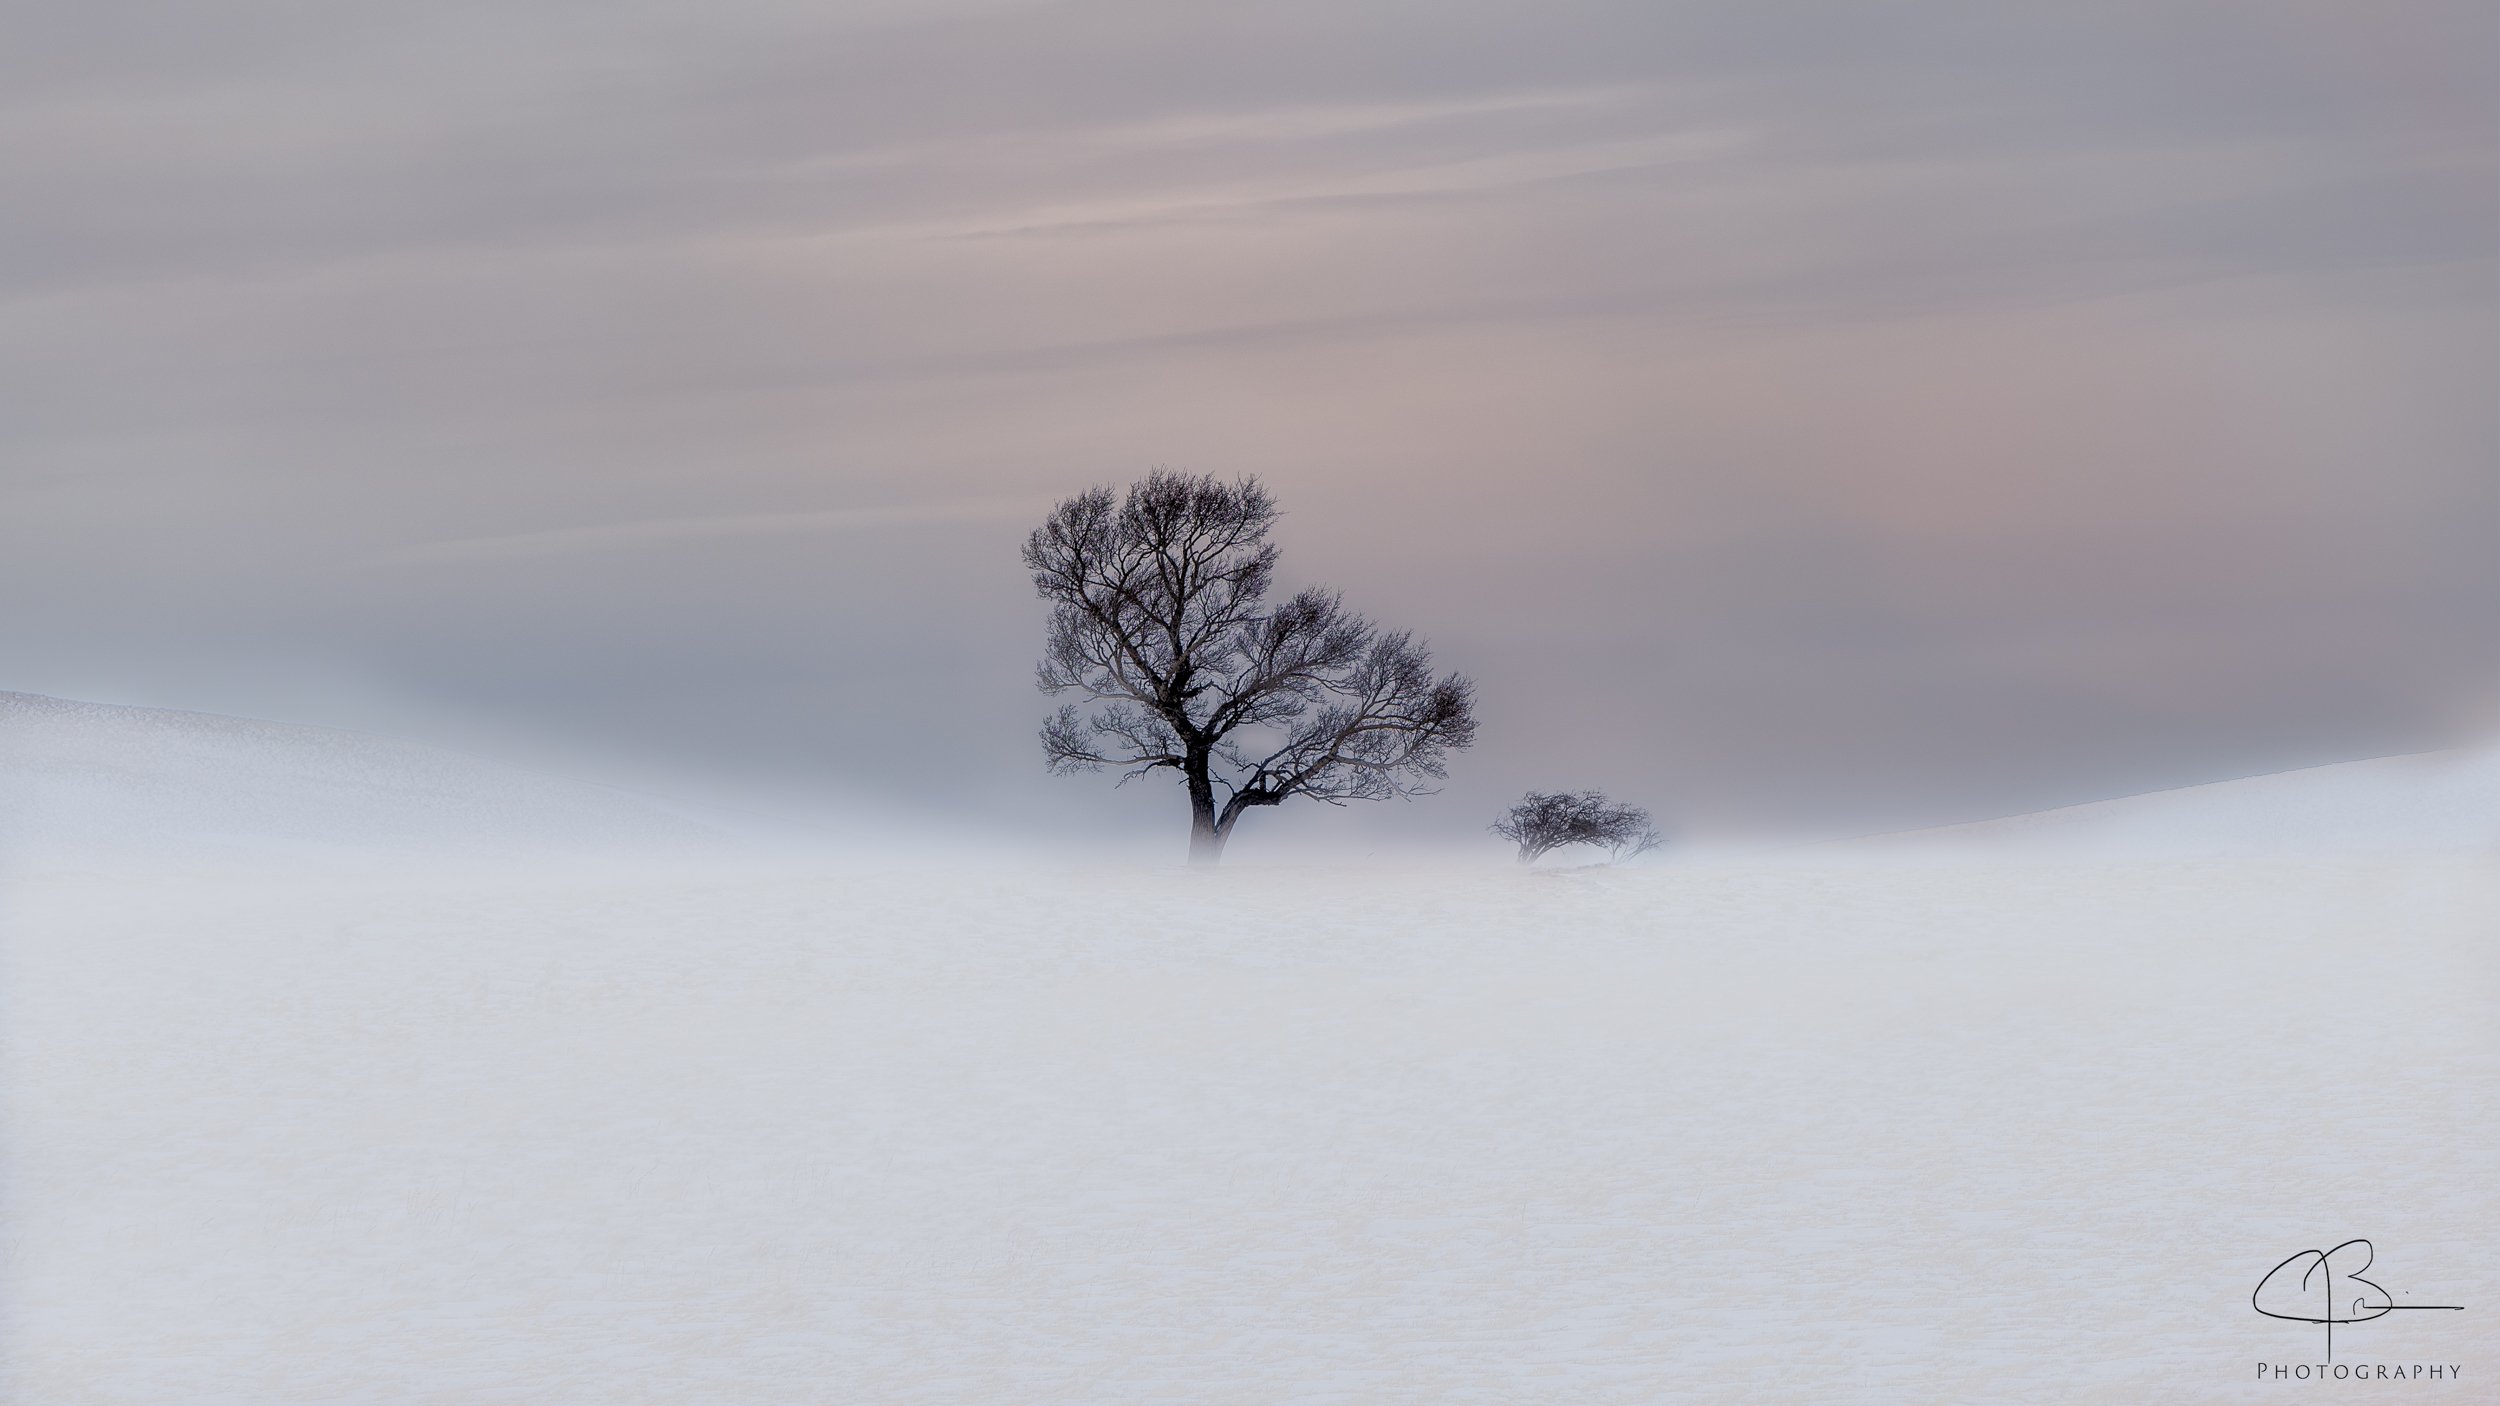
[1188,811,1227,864]
[1184,750,1227,865]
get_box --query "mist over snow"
[0,691,719,862]
[11,688,2494,874]
[1892,743,2500,856]
[0,690,1024,873]
[3,695,2494,1403]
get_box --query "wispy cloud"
[914,126,1751,240]
[793,86,1657,176]
[371,497,1045,565]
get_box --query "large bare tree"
[1024,471,1477,863]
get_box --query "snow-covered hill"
[1899,745,2500,854]
[3,697,2493,1403]
[0,691,735,863]
[12,689,2490,865]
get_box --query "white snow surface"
[3,697,2495,1403]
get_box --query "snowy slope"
[2,703,2494,1404]
[1901,745,2500,854]
[0,691,734,863]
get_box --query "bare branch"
[1025,471,1478,861]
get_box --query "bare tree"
[1492,790,1663,864]
[1024,471,1477,863]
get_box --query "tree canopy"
[1025,471,1476,862]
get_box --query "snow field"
[5,853,2493,1403]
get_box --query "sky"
[3,0,2494,850]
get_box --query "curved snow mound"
[1909,745,2500,855]
[0,692,731,863]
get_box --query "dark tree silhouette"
[1024,471,1477,863]
[1492,790,1663,864]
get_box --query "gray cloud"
[2,0,2492,845]
[371,497,1045,565]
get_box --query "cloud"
[370,498,1048,565]
[2,0,2491,835]
[912,126,1752,241]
